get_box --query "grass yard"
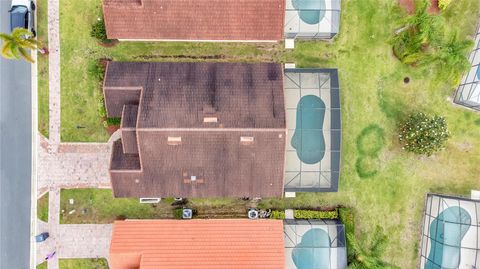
[60,188,256,223]
[35,0,480,268]
[36,262,47,269]
[59,258,108,269]
[37,192,49,222]
[36,0,49,137]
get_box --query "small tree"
[0,28,40,63]
[398,112,449,156]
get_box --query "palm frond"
[1,41,15,59]
[18,47,34,63]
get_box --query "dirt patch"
[98,58,111,69]
[97,39,119,47]
[105,123,120,135]
[398,0,440,14]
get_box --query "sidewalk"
[36,189,112,268]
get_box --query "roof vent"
[240,136,254,145]
[203,117,218,123]
[167,136,181,145]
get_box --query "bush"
[398,112,449,156]
[98,96,107,119]
[438,0,452,10]
[107,118,121,126]
[270,210,286,219]
[173,208,183,219]
[391,0,444,64]
[90,18,108,42]
[88,60,105,81]
[294,210,338,219]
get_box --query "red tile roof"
[109,219,285,269]
[102,0,285,41]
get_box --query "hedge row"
[294,210,338,219]
[270,209,338,220]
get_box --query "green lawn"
[36,262,47,269]
[60,188,254,223]
[59,258,108,269]
[37,192,49,222]
[35,0,480,268]
[36,0,49,137]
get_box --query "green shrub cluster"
[90,18,108,42]
[173,208,183,219]
[294,210,338,219]
[107,117,121,126]
[270,210,286,219]
[398,112,449,156]
[391,0,472,84]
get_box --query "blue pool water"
[476,66,480,80]
[291,95,326,164]
[292,228,330,269]
[425,206,471,269]
[292,0,326,25]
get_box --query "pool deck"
[284,68,341,192]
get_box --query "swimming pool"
[425,206,471,269]
[292,228,330,269]
[291,95,326,164]
[476,66,480,80]
[292,0,326,25]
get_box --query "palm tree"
[392,0,444,64]
[424,31,474,85]
[347,226,400,269]
[0,28,40,63]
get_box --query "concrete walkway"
[36,0,114,267]
[37,135,111,196]
[48,0,61,149]
[36,189,112,268]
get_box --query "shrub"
[90,18,108,42]
[88,60,105,81]
[107,118,121,126]
[398,112,449,156]
[391,0,444,64]
[438,0,452,10]
[98,96,107,119]
[173,208,183,219]
[270,210,286,219]
[294,210,338,219]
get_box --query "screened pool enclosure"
[454,22,480,110]
[284,68,341,192]
[284,219,347,269]
[419,193,480,269]
[285,0,341,39]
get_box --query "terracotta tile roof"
[109,219,285,269]
[102,0,285,41]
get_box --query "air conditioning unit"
[248,209,259,219]
[182,208,193,219]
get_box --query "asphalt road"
[0,0,33,268]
